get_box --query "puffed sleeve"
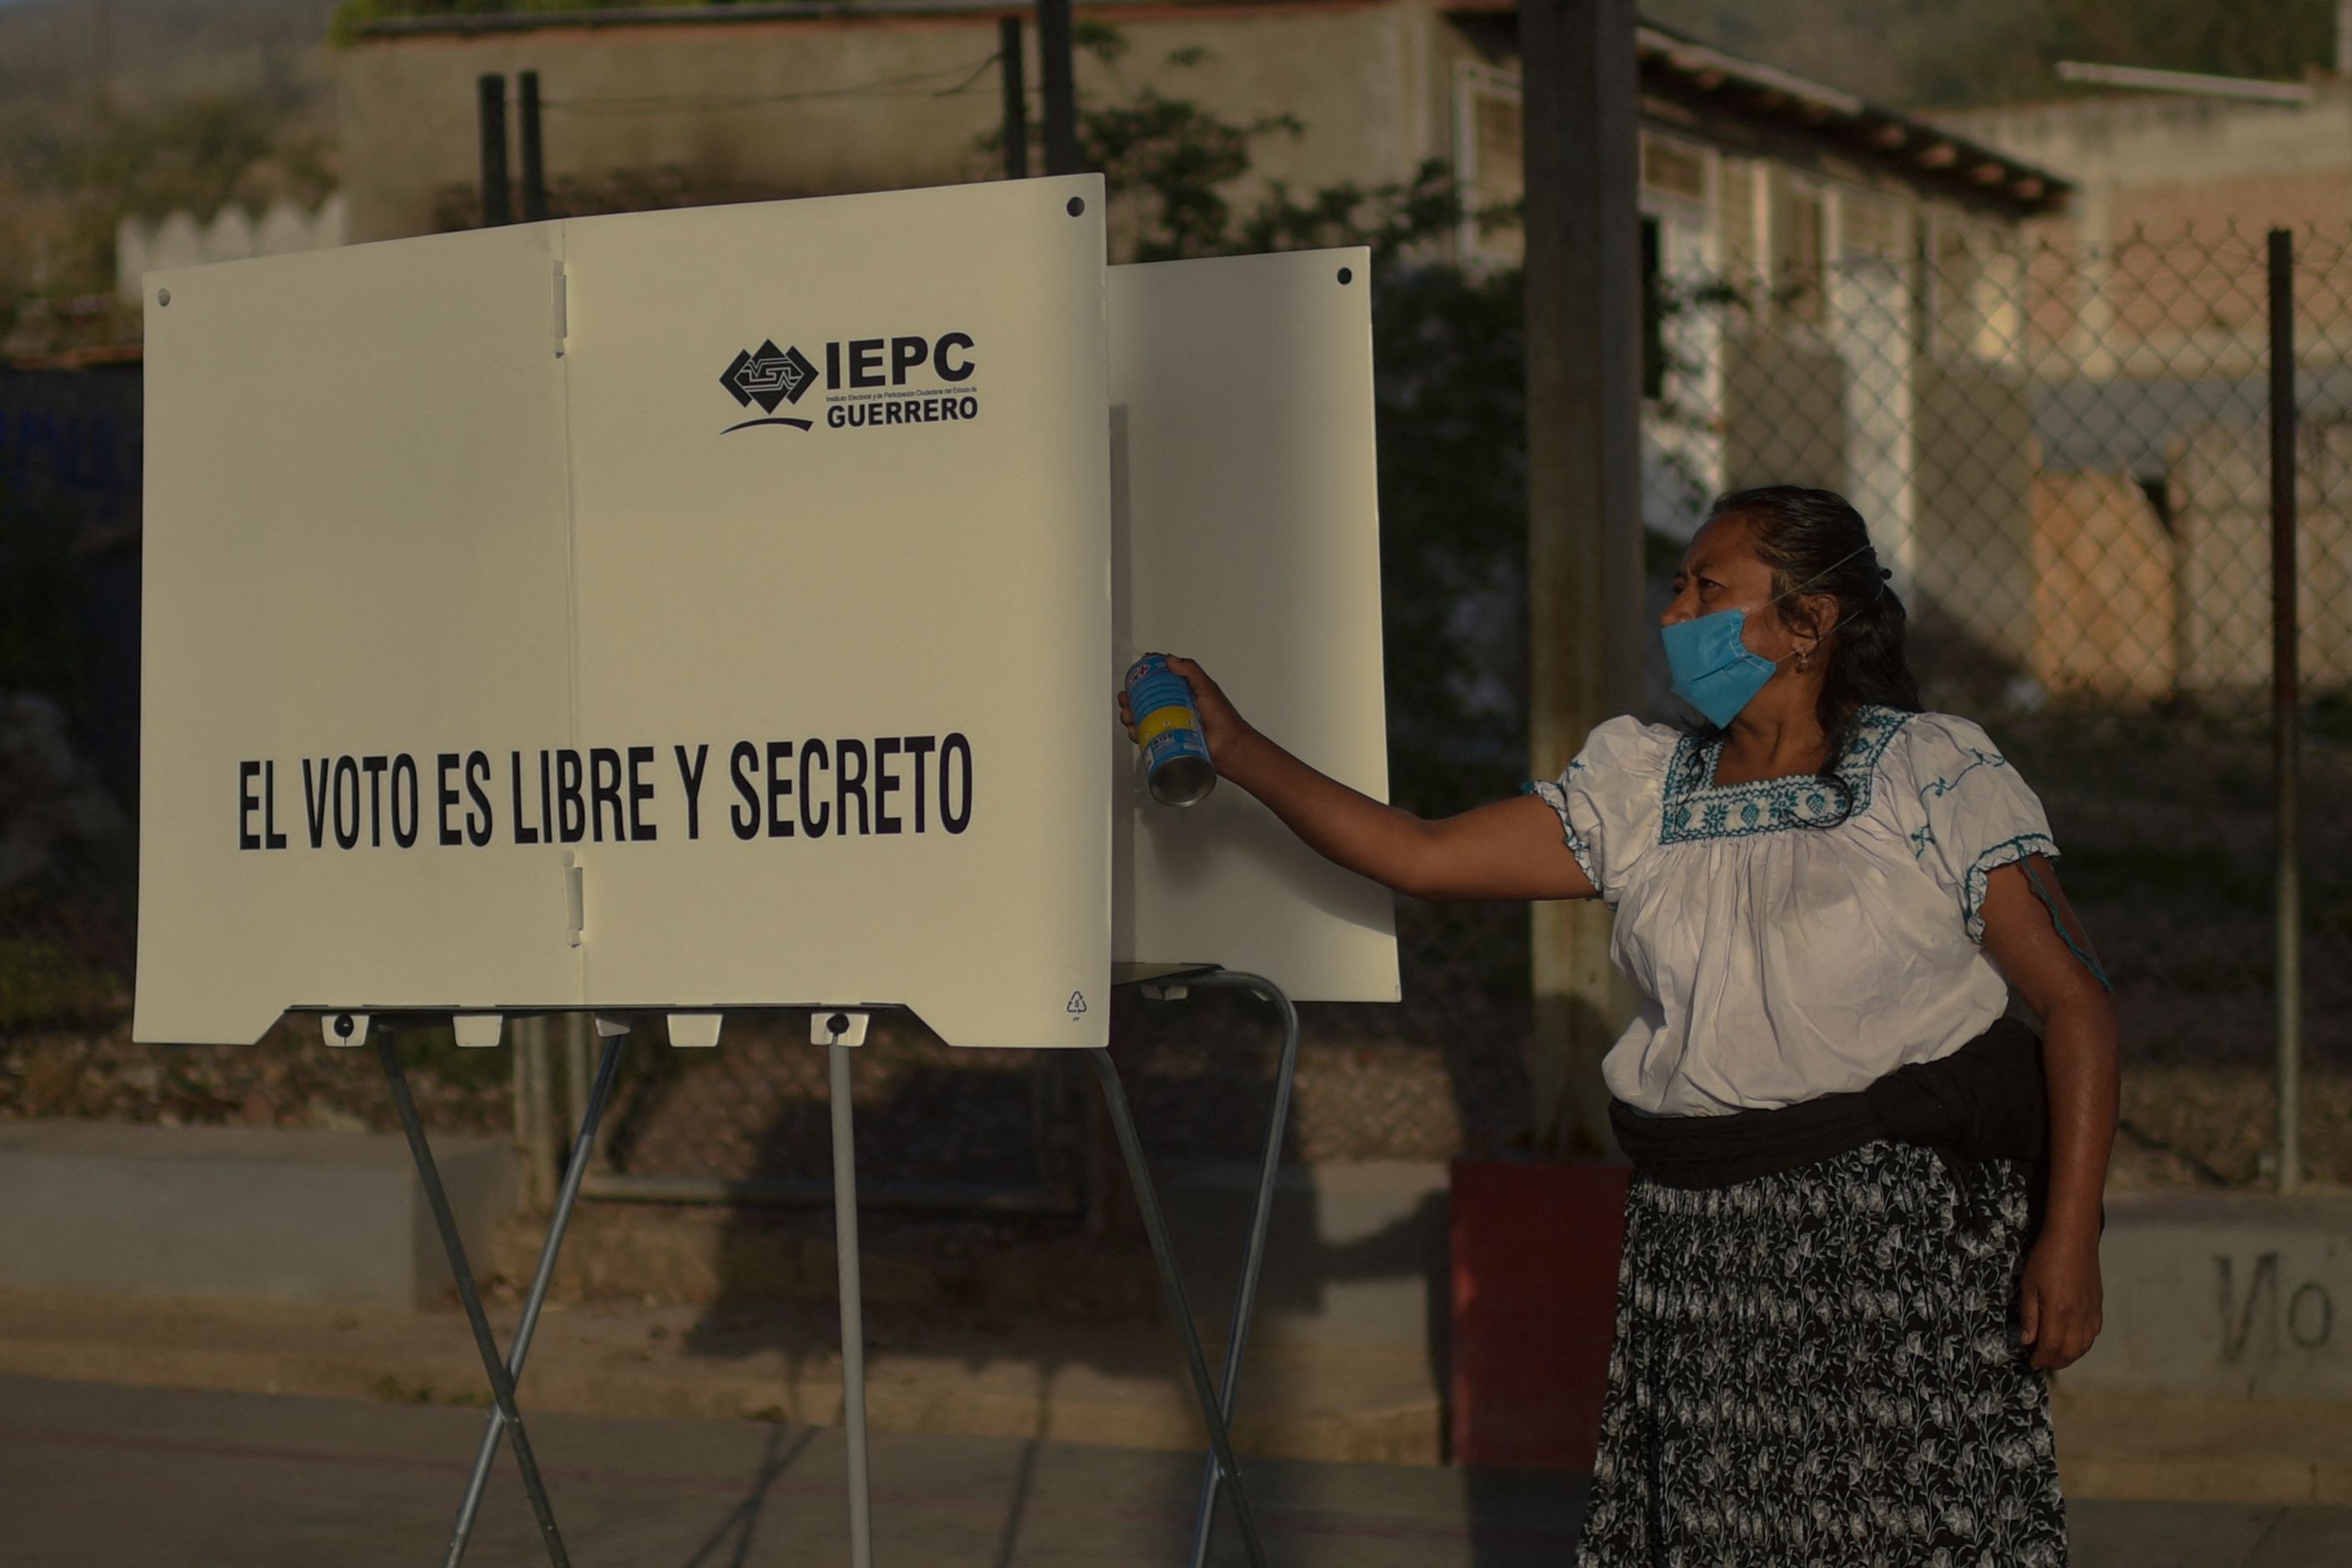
[1883,713,2059,941]
[1525,715,1677,904]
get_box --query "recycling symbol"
[1066,991,1088,1017]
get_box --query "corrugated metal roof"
[1625,18,2069,215]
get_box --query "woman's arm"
[1978,854,2119,1372]
[1121,655,1597,903]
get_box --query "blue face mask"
[1661,609,1780,729]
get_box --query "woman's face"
[1662,515,1798,657]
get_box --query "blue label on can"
[1125,655,1213,797]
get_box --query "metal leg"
[443,1027,629,1566]
[832,1039,876,1568]
[1184,973,1298,1568]
[1087,1048,1270,1568]
[375,1034,572,1568]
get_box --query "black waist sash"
[1609,1019,2052,1227]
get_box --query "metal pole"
[519,70,547,223]
[998,16,1029,181]
[1036,0,1079,176]
[376,1034,570,1567]
[524,1017,559,1211]
[1184,974,1298,1568]
[445,1029,627,1566]
[477,74,511,228]
[1519,0,1646,1157]
[565,1013,605,1171]
[831,1041,875,1568]
[510,1017,537,1215]
[2268,227,2304,1196]
[564,1014,591,1148]
[1087,1049,1269,1568]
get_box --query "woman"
[1123,486,2115,1565]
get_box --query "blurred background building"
[3,0,2349,1200]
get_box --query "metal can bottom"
[1146,753,1217,807]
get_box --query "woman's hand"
[1981,856,2116,1376]
[2018,1227,2103,1371]
[1111,652,1594,901]
[1116,654,1256,775]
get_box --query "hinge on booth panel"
[564,850,584,947]
[552,260,568,358]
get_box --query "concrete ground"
[11,1284,2352,1507]
[7,1376,2352,1567]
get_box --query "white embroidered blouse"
[1529,706,2057,1116]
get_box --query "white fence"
[116,195,346,301]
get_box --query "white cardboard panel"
[560,184,1111,1047]
[135,180,1111,1047]
[137,225,582,1044]
[1108,250,1401,1003]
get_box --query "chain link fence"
[1641,220,2352,1190]
[567,220,2349,1205]
[8,221,2344,1202]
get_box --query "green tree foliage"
[1,87,332,318]
[70,93,334,219]
[1368,266,1531,811]
[333,0,706,39]
[1010,35,1532,811]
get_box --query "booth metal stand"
[355,964,1300,1568]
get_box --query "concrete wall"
[1913,353,2037,668]
[1721,329,1847,494]
[0,1121,516,1310]
[336,3,1441,248]
[2031,468,2178,702]
[2172,417,2352,691]
[1950,90,2352,233]
[2067,1190,2352,1402]
[1164,1160,1447,1353]
[1947,90,2352,377]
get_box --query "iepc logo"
[721,333,979,435]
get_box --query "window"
[1642,216,1667,400]
[1782,185,1826,323]
[1840,194,1906,263]
[1642,136,1708,204]
[1452,63,1524,267]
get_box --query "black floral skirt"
[1572,1139,2068,1567]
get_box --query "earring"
[1797,649,1814,672]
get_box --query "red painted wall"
[1448,1159,1631,1470]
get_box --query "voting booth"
[137,175,1395,1568]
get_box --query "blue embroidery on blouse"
[1910,749,2009,859]
[1915,748,2006,834]
[1657,705,1913,844]
[1959,831,2059,943]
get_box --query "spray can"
[1124,654,1217,807]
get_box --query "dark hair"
[1705,484,1922,820]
